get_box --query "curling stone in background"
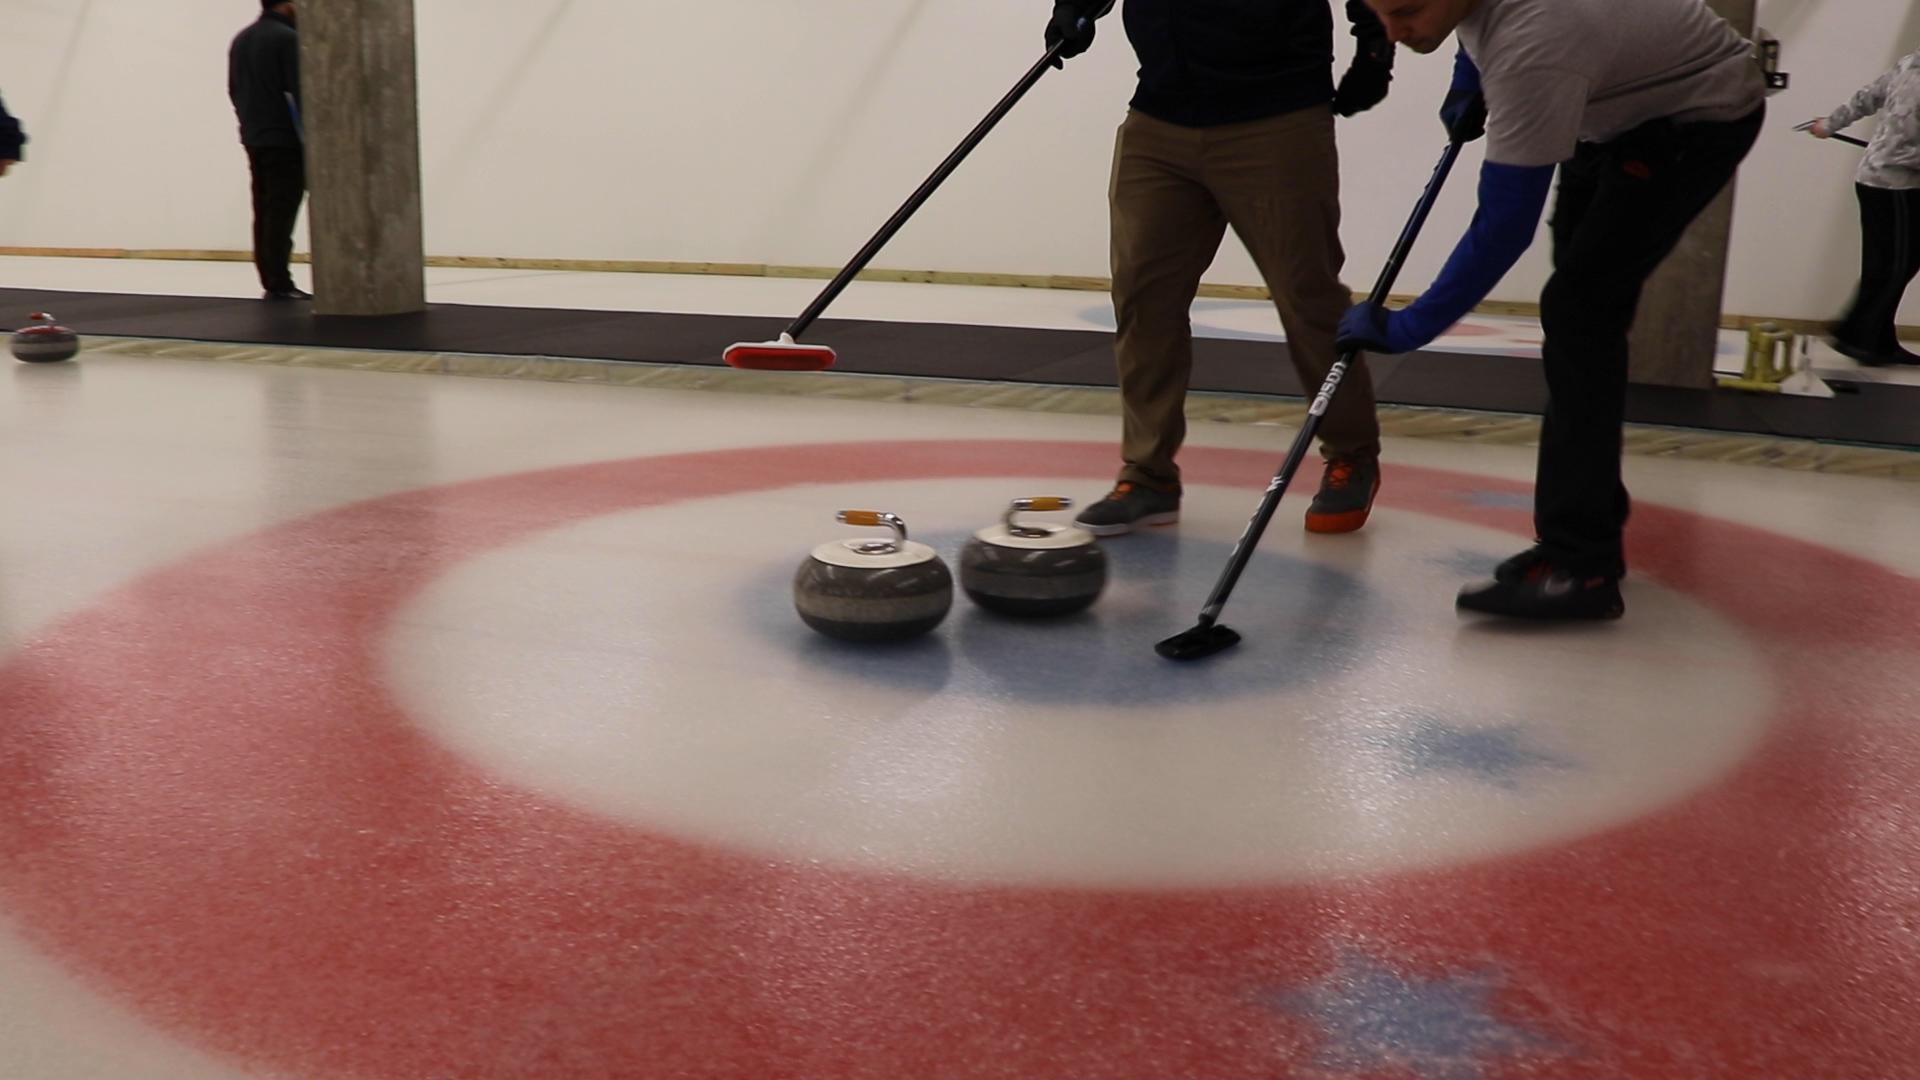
[793,510,953,643]
[959,497,1107,617]
[11,312,80,363]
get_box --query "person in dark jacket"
[1047,0,1396,538]
[229,0,310,300]
[0,92,25,178]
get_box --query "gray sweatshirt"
[1828,51,1920,190]
[1461,0,1761,168]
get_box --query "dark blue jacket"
[0,93,23,161]
[228,11,302,148]
[1123,0,1389,127]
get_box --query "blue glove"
[1337,302,1425,355]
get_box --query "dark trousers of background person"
[1834,183,1920,357]
[1534,105,1765,574]
[246,145,306,293]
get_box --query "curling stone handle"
[837,510,909,545]
[1004,497,1072,537]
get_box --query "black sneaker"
[1827,335,1900,368]
[1073,482,1180,537]
[1459,554,1624,621]
[1304,455,1380,534]
[1494,544,1626,585]
[263,286,313,301]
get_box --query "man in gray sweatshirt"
[1340,0,1763,621]
[1811,50,1920,366]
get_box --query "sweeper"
[1336,0,1766,623]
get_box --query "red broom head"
[722,335,836,371]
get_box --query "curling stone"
[794,510,953,642]
[959,497,1107,617]
[11,312,79,363]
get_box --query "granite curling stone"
[794,510,953,642]
[959,497,1107,617]
[11,312,80,363]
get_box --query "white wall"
[0,0,1913,324]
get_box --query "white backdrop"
[0,0,1912,324]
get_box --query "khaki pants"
[1109,105,1379,490]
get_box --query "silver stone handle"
[1004,497,1073,538]
[837,509,908,554]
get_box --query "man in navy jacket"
[1049,1,1397,538]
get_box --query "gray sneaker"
[1304,455,1380,534]
[1073,482,1180,536]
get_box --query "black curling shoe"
[1492,544,1626,585]
[1458,560,1625,621]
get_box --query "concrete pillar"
[298,0,426,316]
[1626,0,1756,387]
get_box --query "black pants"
[1834,183,1920,354]
[1533,105,1764,574]
[246,145,306,293]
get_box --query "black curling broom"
[723,33,1086,371]
[1156,140,1465,662]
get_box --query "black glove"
[1335,1,1393,118]
[1332,54,1393,117]
[1045,1,1108,69]
[1439,86,1487,143]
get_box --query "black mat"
[6,287,1916,449]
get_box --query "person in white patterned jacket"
[1810,50,1920,366]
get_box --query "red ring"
[0,440,1915,1078]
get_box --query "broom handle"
[1794,119,1872,149]
[787,41,1071,339]
[1193,141,1463,626]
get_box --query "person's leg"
[1464,108,1763,619]
[255,146,307,296]
[1543,112,1762,570]
[1832,183,1902,360]
[1469,139,1618,592]
[1532,150,1630,583]
[246,147,280,292]
[1089,110,1226,531]
[1899,187,1920,361]
[1208,105,1383,533]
